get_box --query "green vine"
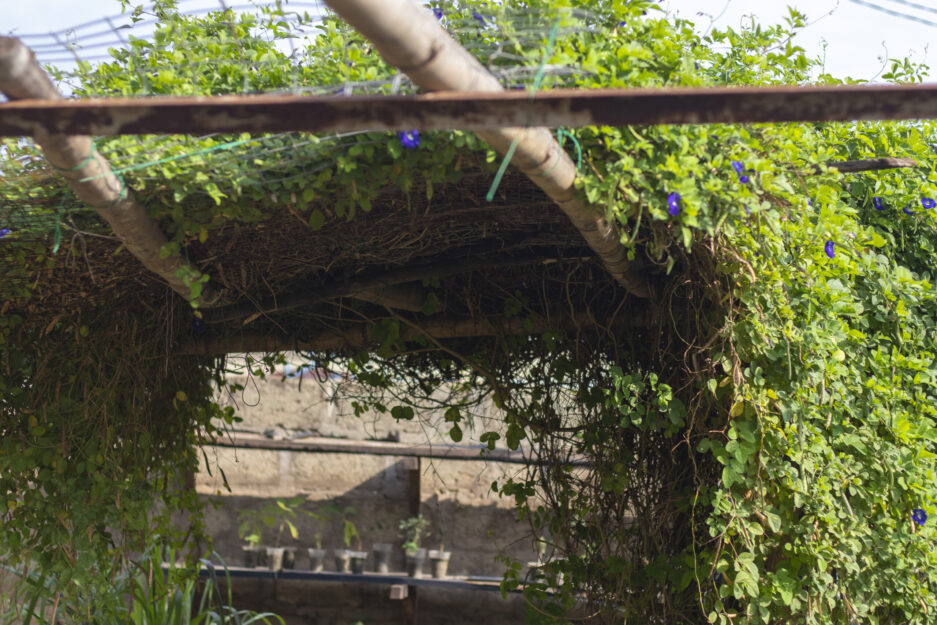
[3,1,937,623]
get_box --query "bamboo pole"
[0,36,224,307]
[323,0,651,298]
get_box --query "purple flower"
[432,7,443,20]
[744,206,751,215]
[731,160,750,183]
[0,228,10,238]
[922,198,936,209]
[824,240,835,258]
[472,10,486,26]
[398,130,420,149]
[667,192,681,217]
[903,204,914,215]
[912,508,927,526]
[713,572,723,586]
[873,196,884,211]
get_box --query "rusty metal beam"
[4,85,937,137]
[209,433,540,464]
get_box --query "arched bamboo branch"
[0,36,225,307]
[323,0,651,298]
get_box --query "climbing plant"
[2,0,937,623]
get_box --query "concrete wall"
[198,365,539,623]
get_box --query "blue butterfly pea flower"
[432,7,443,19]
[472,10,486,26]
[731,160,750,184]
[824,240,835,258]
[0,228,10,238]
[913,508,927,526]
[922,198,935,209]
[903,204,914,215]
[873,196,884,211]
[398,130,420,149]
[667,192,681,217]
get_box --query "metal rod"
[206,433,590,466]
[3,86,937,136]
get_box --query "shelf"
[198,565,509,593]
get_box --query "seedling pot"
[350,550,368,574]
[334,549,353,573]
[405,548,427,578]
[242,545,268,568]
[307,548,326,572]
[428,549,451,578]
[266,546,297,571]
[266,547,286,571]
[372,543,393,573]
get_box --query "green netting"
[1,0,601,248]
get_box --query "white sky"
[1,0,935,81]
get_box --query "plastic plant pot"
[242,545,268,568]
[281,547,297,569]
[405,548,427,578]
[266,547,286,571]
[350,550,368,574]
[334,549,353,573]
[428,550,451,578]
[372,543,393,573]
[307,548,326,572]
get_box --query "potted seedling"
[307,526,326,573]
[427,527,451,578]
[300,505,327,572]
[428,502,454,578]
[238,528,266,568]
[237,497,304,570]
[329,507,364,574]
[399,515,429,578]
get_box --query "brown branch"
[821,157,918,173]
[205,252,591,325]
[350,285,429,312]
[177,310,649,356]
[0,37,226,307]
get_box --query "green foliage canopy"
[2,1,937,623]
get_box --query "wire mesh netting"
[0,0,606,248]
